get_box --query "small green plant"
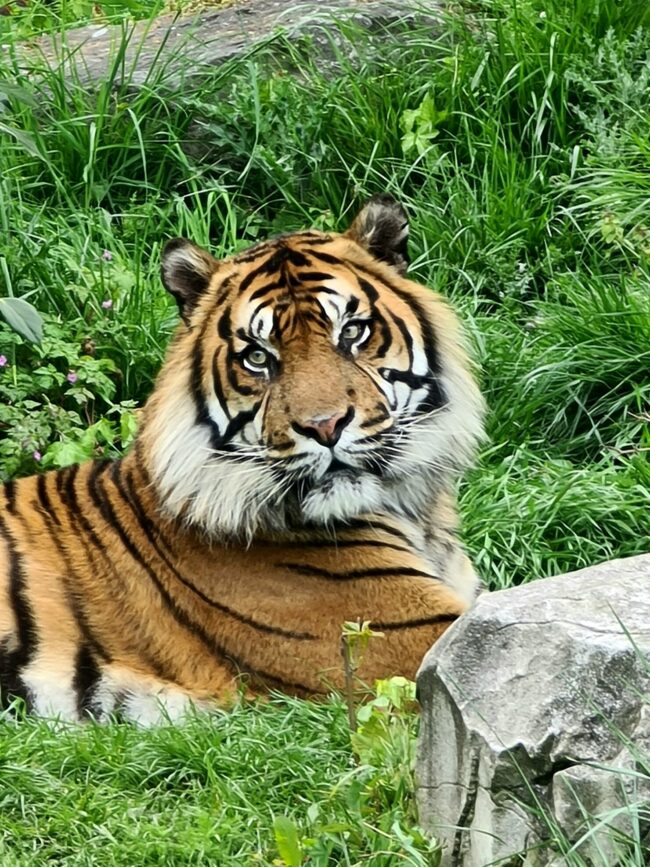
[339,619,384,730]
[270,678,439,867]
[400,93,448,157]
[0,317,138,479]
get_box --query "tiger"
[0,194,485,725]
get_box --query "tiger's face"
[144,196,484,538]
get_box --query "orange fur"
[0,198,485,723]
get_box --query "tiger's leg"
[91,666,218,726]
[0,518,80,719]
[8,576,86,722]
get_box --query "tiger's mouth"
[285,460,384,524]
[322,457,356,477]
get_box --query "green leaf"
[42,439,94,469]
[120,411,140,450]
[0,297,44,343]
[273,816,303,867]
[0,81,38,109]
[0,123,43,159]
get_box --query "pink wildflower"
[33,450,42,461]
[67,371,78,384]
[101,249,113,261]
[101,299,113,309]
[0,355,7,367]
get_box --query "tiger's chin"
[299,471,383,524]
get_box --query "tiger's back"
[0,195,485,723]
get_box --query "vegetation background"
[0,0,648,863]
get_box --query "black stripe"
[357,277,380,304]
[4,480,16,514]
[36,474,61,527]
[386,308,413,369]
[238,249,286,294]
[379,367,429,390]
[375,312,392,358]
[360,410,390,429]
[245,667,314,696]
[353,262,447,411]
[267,440,295,453]
[298,310,329,328]
[249,281,284,302]
[73,644,101,718]
[294,271,335,283]
[189,315,223,449]
[86,465,201,681]
[211,347,231,420]
[30,487,113,669]
[305,285,343,298]
[346,296,360,315]
[217,309,232,340]
[250,296,277,323]
[304,301,331,328]
[63,464,107,553]
[279,564,438,581]
[220,403,261,445]
[286,248,309,267]
[0,512,37,706]
[373,613,458,630]
[354,431,386,444]
[233,244,276,263]
[295,234,332,246]
[334,518,414,547]
[225,349,256,397]
[64,581,113,664]
[105,463,318,642]
[278,538,410,554]
[0,640,32,712]
[215,274,235,306]
[357,264,443,372]
[41,464,166,685]
[308,250,341,266]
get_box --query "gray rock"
[416,554,650,866]
[21,0,444,89]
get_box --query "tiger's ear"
[161,238,220,324]
[345,194,410,274]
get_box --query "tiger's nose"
[292,407,355,447]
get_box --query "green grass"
[0,685,437,866]
[0,693,434,866]
[0,0,649,863]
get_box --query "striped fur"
[0,196,485,723]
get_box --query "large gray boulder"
[416,554,650,866]
[24,0,444,89]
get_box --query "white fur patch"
[121,688,202,727]
[301,473,383,523]
[20,657,79,722]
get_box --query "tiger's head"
[141,195,485,539]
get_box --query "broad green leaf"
[273,816,303,867]
[42,440,94,469]
[120,410,140,450]
[0,123,43,159]
[0,81,38,108]
[0,297,44,343]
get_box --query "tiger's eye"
[341,323,361,341]
[247,349,268,367]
